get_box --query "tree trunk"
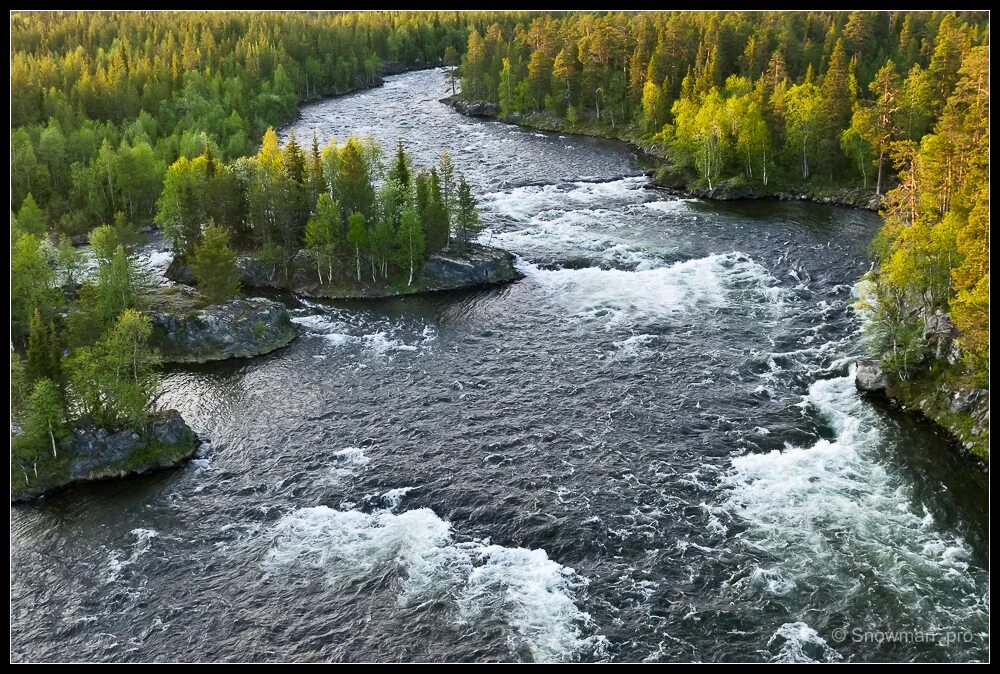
[48,424,57,458]
[802,136,809,179]
[875,150,884,195]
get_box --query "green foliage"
[867,44,989,396]
[11,11,479,232]
[15,193,46,237]
[11,233,61,338]
[454,11,986,192]
[190,223,241,305]
[347,211,367,283]
[56,234,86,287]
[66,309,161,430]
[14,378,69,460]
[304,194,343,285]
[393,205,426,286]
[10,353,32,426]
[96,245,147,325]
[454,175,482,250]
[26,309,62,384]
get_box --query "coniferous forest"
[7,12,992,664]
[9,10,991,465]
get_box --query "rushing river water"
[10,69,989,663]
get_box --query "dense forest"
[451,10,990,452]
[9,10,508,234]
[8,11,991,460]
[456,12,988,193]
[156,131,482,286]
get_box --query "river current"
[10,69,989,663]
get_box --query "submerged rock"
[855,359,888,395]
[166,243,520,300]
[149,285,299,364]
[11,410,199,503]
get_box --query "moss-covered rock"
[11,410,199,503]
[149,285,299,363]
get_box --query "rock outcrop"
[166,243,520,300]
[149,285,299,364]
[442,97,499,118]
[855,359,888,395]
[11,410,199,502]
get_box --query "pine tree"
[338,139,375,220]
[818,39,856,180]
[26,309,61,384]
[388,140,412,191]
[190,223,240,304]
[15,193,46,237]
[66,309,161,430]
[283,130,307,185]
[427,168,449,251]
[21,378,67,459]
[455,175,482,250]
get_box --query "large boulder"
[923,311,959,360]
[855,359,888,395]
[442,97,499,118]
[419,243,520,290]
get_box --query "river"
[10,68,989,663]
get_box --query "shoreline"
[441,95,985,466]
[441,95,883,212]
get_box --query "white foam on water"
[610,334,657,360]
[292,314,423,354]
[190,458,212,471]
[722,369,988,635]
[325,446,371,484]
[381,486,417,510]
[642,198,698,213]
[519,252,782,329]
[767,622,841,663]
[458,544,606,663]
[480,177,647,223]
[106,528,158,582]
[263,506,601,662]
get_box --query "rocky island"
[11,410,199,503]
[165,242,518,300]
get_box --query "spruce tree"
[190,223,241,304]
[455,175,482,250]
[26,309,61,384]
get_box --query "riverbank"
[442,96,882,212]
[165,243,520,300]
[856,354,989,464]
[11,410,199,503]
[281,61,443,130]
[445,95,990,466]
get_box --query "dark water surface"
[10,69,988,663]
